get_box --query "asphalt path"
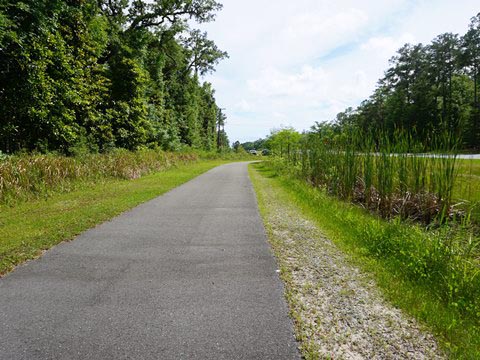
[0,162,300,359]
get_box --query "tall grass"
[0,149,198,205]
[293,130,463,224]
[455,159,480,223]
[267,130,480,337]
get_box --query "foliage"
[266,127,302,159]
[0,146,255,206]
[0,0,228,154]
[240,138,268,151]
[332,13,480,150]
[215,108,229,150]
[266,126,479,226]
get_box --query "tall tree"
[461,13,480,148]
[428,33,460,132]
[0,0,228,153]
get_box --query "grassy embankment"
[0,150,246,275]
[250,160,480,359]
[455,159,480,221]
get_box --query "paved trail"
[0,162,299,360]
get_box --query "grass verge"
[249,162,479,359]
[455,159,480,222]
[0,160,229,276]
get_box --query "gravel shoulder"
[249,165,445,360]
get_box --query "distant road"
[367,153,480,159]
[414,154,480,159]
[0,162,300,359]
[456,154,480,159]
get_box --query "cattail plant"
[281,127,463,225]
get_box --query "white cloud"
[285,8,368,39]
[282,8,368,58]
[247,66,327,99]
[234,99,252,112]
[273,112,287,120]
[198,0,480,142]
[360,34,417,58]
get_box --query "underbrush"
[0,149,252,206]
[255,161,479,358]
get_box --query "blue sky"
[199,0,480,143]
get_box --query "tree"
[327,15,480,151]
[268,127,301,159]
[461,13,480,148]
[0,0,228,153]
[0,0,110,152]
[182,30,228,76]
[428,33,460,132]
[232,140,241,152]
[216,108,227,150]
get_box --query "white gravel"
[254,172,445,360]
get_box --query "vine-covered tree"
[0,0,228,153]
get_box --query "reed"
[265,129,480,336]
[280,130,464,225]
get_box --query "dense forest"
[243,13,480,151]
[0,0,229,154]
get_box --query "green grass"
[455,159,480,222]
[0,160,229,276]
[250,162,480,359]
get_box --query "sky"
[198,0,480,144]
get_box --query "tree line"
[326,13,480,150]
[241,14,480,153]
[0,0,229,154]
